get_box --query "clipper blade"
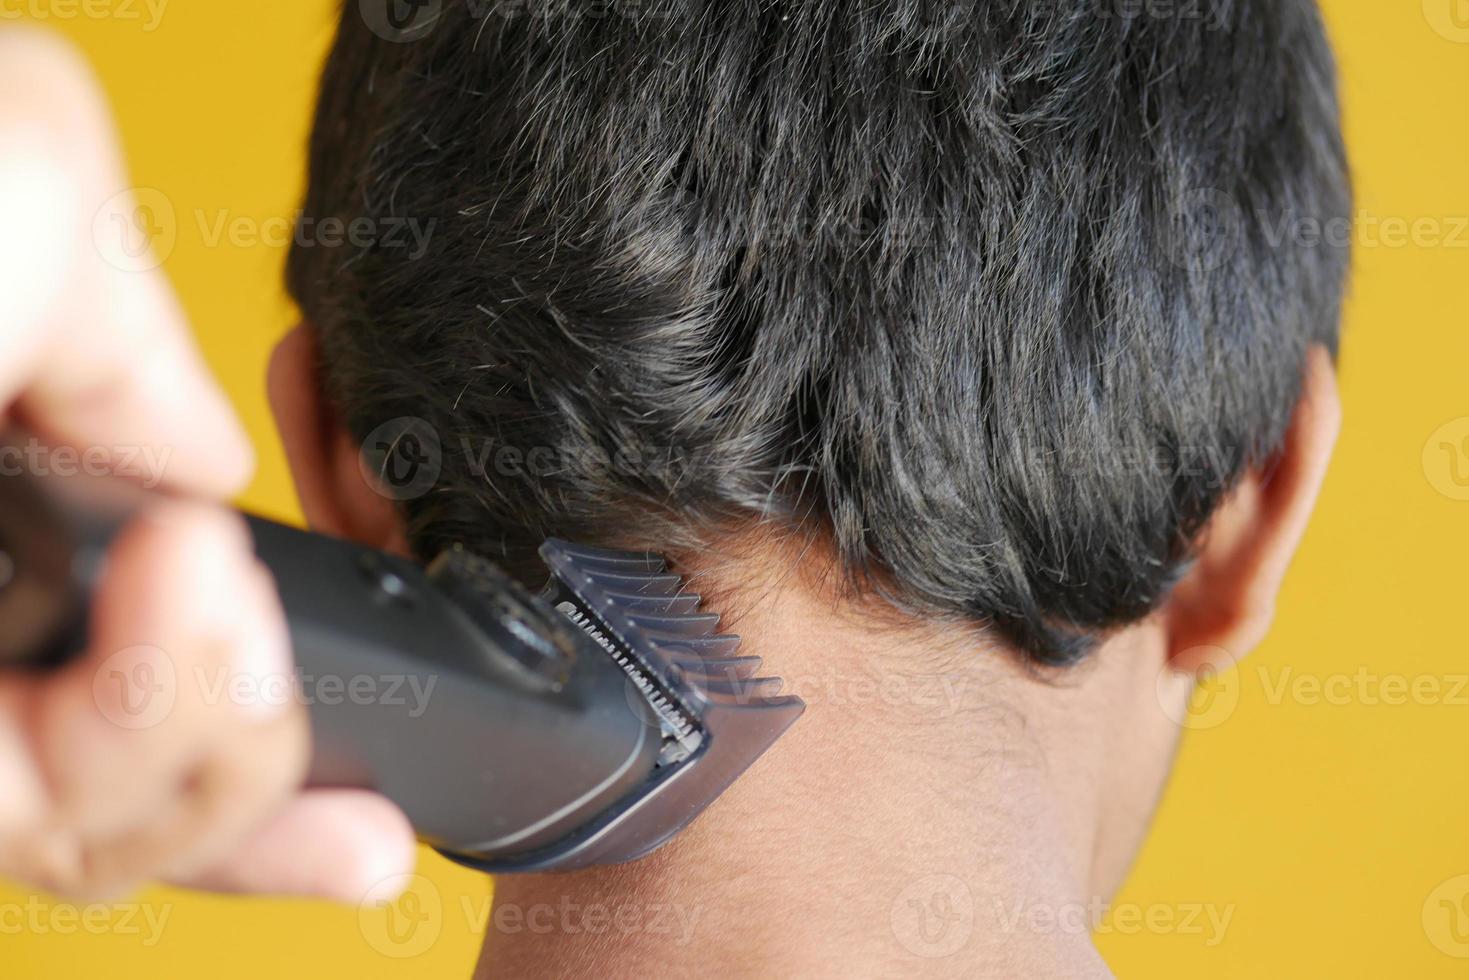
[465,539,805,872]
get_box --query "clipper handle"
[0,454,662,861]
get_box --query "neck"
[477,536,1171,977]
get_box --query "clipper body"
[0,457,803,871]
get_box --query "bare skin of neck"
[475,537,1186,978]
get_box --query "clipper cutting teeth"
[540,539,801,765]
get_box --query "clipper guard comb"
[438,540,805,873]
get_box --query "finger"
[0,679,48,840]
[149,564,311,882]
[172,789,418,903]
[79,664,309,897]
[0,30,252,497]
[34,501,296,842]
[19,256,256,498]
[0,28,110,338]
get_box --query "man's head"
[278,0,1348,676]
[272,6,1346,895]
[273,0,1350,917]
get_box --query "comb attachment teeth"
[508,538,805,870]
[539,539,801,765]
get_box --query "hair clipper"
[0,440,803,873]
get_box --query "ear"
[266,324,409,553]
[1163,346,1341,674]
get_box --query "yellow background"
[3,1,1468,976]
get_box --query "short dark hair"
[287,0,1351,666]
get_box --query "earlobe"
[266,324,408,552]
[1164,347,1341,674]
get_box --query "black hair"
[287,0,1351,666]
